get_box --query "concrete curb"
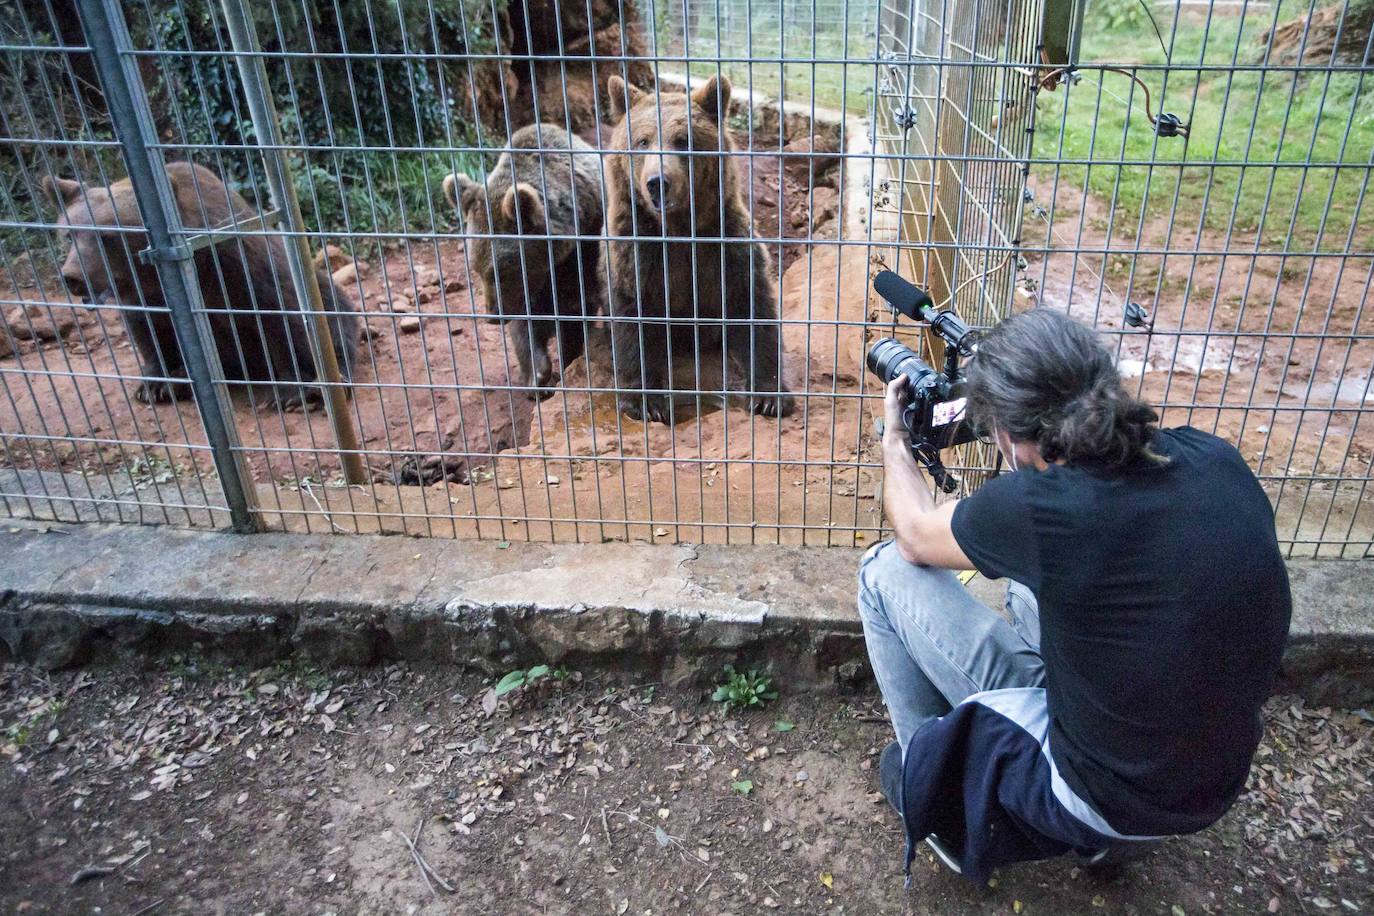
[1,520,1370,703]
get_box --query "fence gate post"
[76,0,260,533]
[218,0,369,486]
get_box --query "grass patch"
[1034,0,1374,246]
[660,1,876,113]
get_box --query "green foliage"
[1090,0,1150,31]
[493,664,555,697]
[1037,0,1374,244]
[4,696,66,749]
[130,0,495,235]
[730,778,753,795]
[774,719,795,732]
[711,665,778,710]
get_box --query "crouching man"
[858,308,1290,884]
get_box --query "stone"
[7,305,75,342]
[782,134,841,183]
[294,615,380,667]
[517,605,650,661]
[398,316,422,334]
[0,604,89,670]
[331,260,369,287]
[808,187,839,236]
[313,244,350,272]
[390,295,414,313]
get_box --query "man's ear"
[606,74,645,120]
[501,183,545,229]
[40,175,84,207]
[690,74,732,123]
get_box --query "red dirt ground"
[0,123,845,503]
[4,123,1370,550]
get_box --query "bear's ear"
[502,183,545,230]
[690,74,732,123]
[443,173,478,210]
[606,74,645,120]
[40,176,85,207]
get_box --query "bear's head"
[444,171,554,317]
[606,74,735,229]
[42,175,149,306]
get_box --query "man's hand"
[882,377,910,453]
[879,376,974,570]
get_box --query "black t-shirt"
[951,426,1291,836]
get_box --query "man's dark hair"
[966,308,1162,469]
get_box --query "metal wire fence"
[0,0,1370,556]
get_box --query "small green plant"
[5,722,32,748]
[711,665,778,710]
[493,664,552,697]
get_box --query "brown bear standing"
[604,74,794,424]
[44,162,357,408]
[443,123,605,398]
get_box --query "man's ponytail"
[967,309,1164,470]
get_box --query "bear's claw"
[752,391,796,418]
[133,373,191,405]
[273,386,328,413]
[620,394,675,425]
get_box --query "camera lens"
[867,338,936,390]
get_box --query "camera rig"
[868,271,978,493]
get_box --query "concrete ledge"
[0,520,1371,703]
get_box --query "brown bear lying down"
[44,161,356,409]
[603,73,794,425]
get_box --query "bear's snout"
[636,156,691,219]
[59,266,91,301]
[644,175,669,208]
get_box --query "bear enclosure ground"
[0,106,865,544]
[1,661,1371,915]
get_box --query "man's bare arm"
[880,378,974,570]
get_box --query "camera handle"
[902,398,959,494]
[912,440,960,494]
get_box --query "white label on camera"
[932,397,966,427]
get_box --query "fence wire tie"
[137,242,194,265]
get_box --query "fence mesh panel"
[1,0,1370,556]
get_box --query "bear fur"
[603,74,794,424]
[44,161,357,407]
[444,123,605,397]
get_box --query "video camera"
[867,271,978,493]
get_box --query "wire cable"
[1136,0,1171,61]
[1039,66,1190,138]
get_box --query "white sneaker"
[924,835,964,874]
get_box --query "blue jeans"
[857,540,1044,750]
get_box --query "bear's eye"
[671,134,689,150]
[636,135,651,150]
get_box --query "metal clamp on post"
[137,242,193,265]
[893,107,919,130]
[140,209,283,266]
